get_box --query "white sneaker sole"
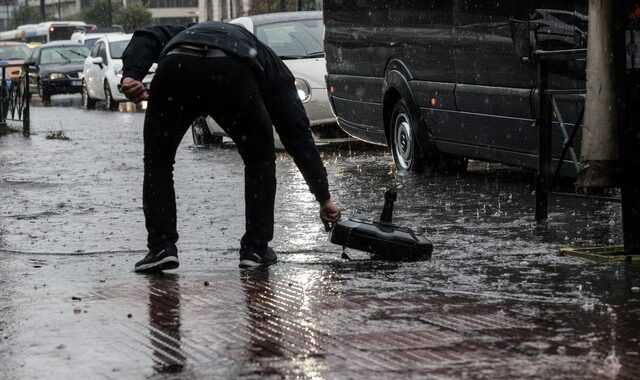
[238,259,276,268]
[134,256,179,272]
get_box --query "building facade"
[1,0,323,31]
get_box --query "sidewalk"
[1,248,639,379]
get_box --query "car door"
[84,41,102,98]
[452,0,535,162]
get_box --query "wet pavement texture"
[1,97,639,379]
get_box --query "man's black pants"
[143,54,276,250]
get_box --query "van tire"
[390,99,425,172]
[191,116,222,145]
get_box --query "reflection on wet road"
[0,97,638,378]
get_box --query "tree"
[8,6,42,29]
[80,0,121,27]
[114,5,154,32]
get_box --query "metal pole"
[280,0,285,12]
[0,66,6,129]
[613,3,640,254]
[40,0,45,21]
[23,64,29,136]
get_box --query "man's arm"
[260,52,341,226]
[121,24,186,82]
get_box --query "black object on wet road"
[330,189,433,261]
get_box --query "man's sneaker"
[239,247,277,268]
[134,244,179,273]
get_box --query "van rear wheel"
[391,100,424,172]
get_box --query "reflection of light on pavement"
[281,165,321,251]
[289,269,321,312]
[288,269,324,376]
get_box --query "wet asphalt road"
[0,96,639,379]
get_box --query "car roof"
[83,32,126,39]
[38,40,87,48]
[0,42,28,47]
[101,33,133,42]
[239,11,321,27]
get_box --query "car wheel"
[104,81,118,111]
[390,99,424,172]
[82,81,96,109]
[37,79,50,103]
[191,116,222,145]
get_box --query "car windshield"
[39,45,90,65]
[109,40,130,59]
[0,45,31,60]
[255,18,324,59]
[84,37,101,49]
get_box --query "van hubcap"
[394,113,413,169]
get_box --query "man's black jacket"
[122,22,330,202]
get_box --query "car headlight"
[294,78,311,103]
[49,72,66,80]
[114,64,123,78]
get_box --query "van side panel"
[451,1,536,156]
[325,0,456,144]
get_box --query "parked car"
[0,41,31,79]
[82,34,156,110]
[192,11,346,147]
[26,41,90,102]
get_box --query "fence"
[0,62,30,136]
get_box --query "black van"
[324,0,588,172]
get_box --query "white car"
[81,34,156,110]
[192,11,346,148]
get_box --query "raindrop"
[581,302,594,311]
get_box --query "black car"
[26,41,90,102]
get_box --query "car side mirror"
[91,57,104,67]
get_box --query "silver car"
[192,11,346,148]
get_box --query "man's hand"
[320,199,341,232]
[121,77,149,104]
